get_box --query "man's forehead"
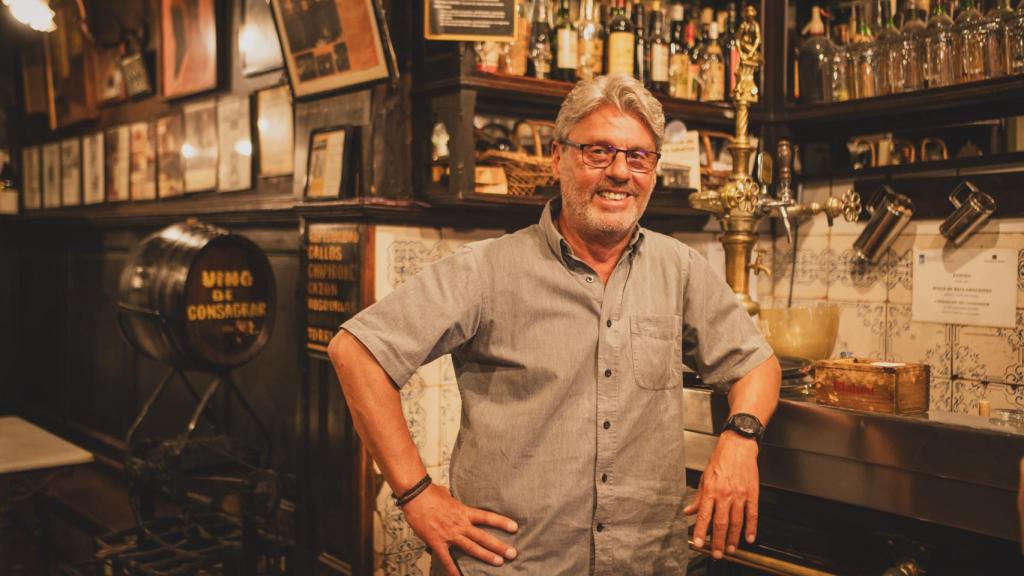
[569,105,656,147]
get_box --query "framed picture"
[94,47,127,104]
[45,4,99,129]
[161,0,217,98]
[105,126,131,202]
[60,138,82,207]
[42,143,61,209]
[269,0,391,98]
[241,0,284,76]
[22,147,42,210]
[256,85,293,177]
[130,122,157,201]
[21,39,49,115]
[216,96,252,192]
[82,132,105,205]
[305,126,357,199]
[183,100,218,192]
[157,114,185,198]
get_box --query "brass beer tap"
[687,5,861,316]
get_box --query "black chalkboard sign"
[305,223,364,352]
[424,0,516,42]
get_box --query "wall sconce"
[939,181,996,246]
[2,0,56,32]
[853,185,915,264]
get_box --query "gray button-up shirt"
[343,199,772,575]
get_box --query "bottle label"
[557,28,578,70]
[578,38,604,78]
[702,61,725,101]
[607,32,635,76]
[651,44,669,81]
[670,53,690,97]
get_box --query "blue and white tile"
[885,232,946,305]
[374,225,444,298]
[952,311,1024,385]
[828,234,887,303]
[952,378,1024,415]
[791,181,833,237]
[831,301,886,359]
[884,304,953,379]
[379,549,428,576]
[928,378,952,413]
[773,234,829,301]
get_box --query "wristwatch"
[722,413,765,443]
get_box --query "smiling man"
[328,74,781,575]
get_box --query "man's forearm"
[726,354,781,426]
[327,330,427,494]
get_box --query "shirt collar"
[539,197,646,266]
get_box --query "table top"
[0,416,93,475]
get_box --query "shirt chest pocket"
[629,315,683,390]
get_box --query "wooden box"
[814,358,930,415]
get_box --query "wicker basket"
[477,120,557,196]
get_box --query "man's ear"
[550,141,562,180]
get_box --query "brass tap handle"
[748,248,772,278]
[776,140,792,191]
[842,189,862,222]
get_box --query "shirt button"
[603,420,611,430]
[596,523,605,532]
[585,275,594,283]
[606,319,612,328]
[601,473,608,483]
[604,368,612,377]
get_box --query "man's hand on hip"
[402,483,519,575]
[683,431,760,560]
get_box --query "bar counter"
[683,385,1024,543]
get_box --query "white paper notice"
[658,131,701,192]
[911,248,1016,328]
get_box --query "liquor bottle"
[851,4,878,98]
[698,21,725,101]
[875,0,900,95]
[893,0,926,92]
[632,1,649,85]
[552,0,578,81]
[528,0,553,79]
[1010,1,1024,75]
[980,0,1015,78]
[832,22,852,101]
[722,2,740,100]
[686,13,702,97]
[923,0,955,87]
[668,1,689,97]
[578,0,604,80]
[505,0,532,75]
[649,2,670,92]
[953,0,985,82]
[799,6,835,104]
[606,0,636,76]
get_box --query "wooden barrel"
[118,220,276,371]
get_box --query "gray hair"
[553,74,666,150]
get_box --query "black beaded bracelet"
[394,474,432,508]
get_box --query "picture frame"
[156,114,185,198]
[182,100,219,192]
[45,4,99,129]
[269,0,391,98]
[105,126,131,202]
[304,125,357,200]
[240,0,284,76]
[42,143,61,209]
[161,0,217,99]
[22,147,42,210]
[21,39,49,116]
[82,132,105,205]
[216,96,253,192]
[60,138,82,207]
[94,46,128,104]
[130,122,157,201]
[256,85,294,177]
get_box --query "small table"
[0,416,93,575]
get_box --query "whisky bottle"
[649,2,670,93]
[633,0,649,85]
[606,0,636,77]
[553,0,578,81]
[578,0,604,80]
[698,21,725,101]
[668,1,689,97]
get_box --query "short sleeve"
[681,248,773,392]
[341,246,483,388]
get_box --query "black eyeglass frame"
[558,139,662,173]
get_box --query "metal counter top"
[683,387,1024,542]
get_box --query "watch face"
[732,414,762,435]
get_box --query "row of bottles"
[475,1,753,103]
[798,0,1024,104]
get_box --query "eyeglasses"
[559,140,661,173]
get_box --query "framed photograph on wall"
[157,114,185,198]
[256,85,293,177]
[22,147,42,210]
[269,0,391,98]
[183,100,218,192]
[42,143,61,209]
[161,0,217,98]
[45,4,99,129]
[82,132,105,205]
[305,126,357,199]
[217,96,252,192]
[105,125,131,202]
[130,122,157,201]
[241,0,284,76]
[60,138,82,207]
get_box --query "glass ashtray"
[989,408,1024,427]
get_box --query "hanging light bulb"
[3,0,57,33]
